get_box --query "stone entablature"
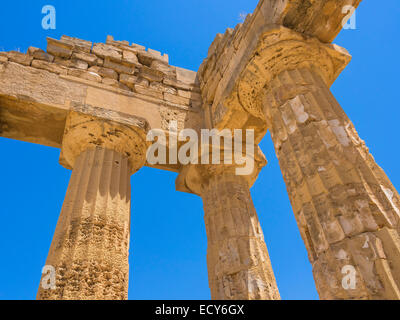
[1,35,201,109]
[0,36,204,172]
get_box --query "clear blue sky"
[0,1,399,300]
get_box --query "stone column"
[258,27,400,299]
[177,148,280,300]
[202,169,280,300]
[37,104,148,300]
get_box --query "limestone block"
[31,59,68,75]
[53,57,87,70]
[89,66,118,80]
[119,74,138,89]
[164,92,190,106]
[71,59,89,70]
[122,50,139,65]
[136,77,149,87]
[106,35,129,47]
[139,65,164,82]
[151,60,176,77]
[150,82,177,95]
[102,78,119,86]
[7,51,33,66]
[134,84,163,100]
[92,43,122,61]
[61,35,92,53]
[102,78,130,91]
[176,66,197,85]
[28,46,41,56]
[177,89,201,102]
[0,55,8,63]
[72,52,99,66]
[137,51,156,67]
[130,42,146,52]
[68,69,102,83]
[163,77,193,91]
[33,50,55,63]
[103,58,135,75]
[47,38,73,59]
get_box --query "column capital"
[175,145,267,196]
[59,102,150,174]
[237,25,351,120]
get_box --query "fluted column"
[37,104,148,300]
[264,66,400,299]
[231,25,400,299]
[177,148,280,300]
[201,169,280,300]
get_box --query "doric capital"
[60,102,150,174]
[175,145,267,196]
[236,25,351,119]
[199,24,351,145]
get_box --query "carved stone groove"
[37,147,132,300]
[201,170,280,300]
[264,67,400,299]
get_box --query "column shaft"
[202,173,280,300]
[265,67,400,299]
[37,147,131,300]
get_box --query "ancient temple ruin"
[1,0,400,300]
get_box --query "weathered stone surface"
[68,69,102,82]
[3,0,399,302]
[102,77,119,86]
[61,35,92,53]
[37,147,132,300]
[93,43,122,61]
[136,77,150,87]
[177,89,201,102]
[31,59,68,75]
[102,77,130,91]
[151,60,175,77]
[139,65,164,82]
[72,52,99,66]
[163,77,193,91]
[0,47,201,173]
[89,66,118,80]
[37,104,150,299]
[176,149,278,300]
[176,66,197,85]
[28,47,55,63]
[7,51,33,66]
[264,67,400,300]
[47,38,74,59]
[54,57,88,70]
[59,104,149,171]
[164,92,190,106]
[119,74,138,89]
[201,171,280,300]
[71,59,89,70]
[134,84,163,100]
[122,50,139,65]
[103,58,135,75]
[150,82,177,95]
